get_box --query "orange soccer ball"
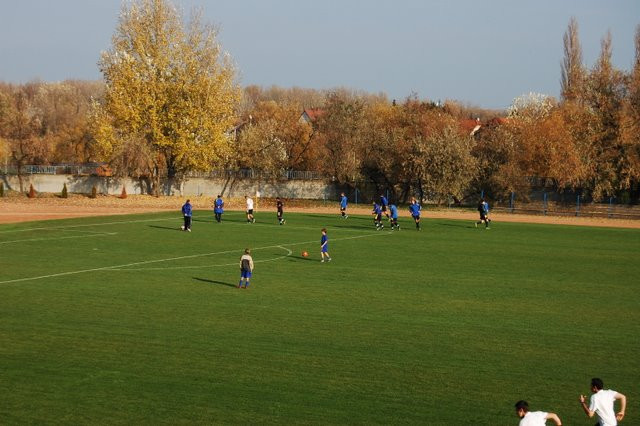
[302,251,309,257]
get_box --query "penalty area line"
[0,231,388,285]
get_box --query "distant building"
[298,108,325,126]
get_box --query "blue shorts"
[240,270,252,279]
[321,246,328,253]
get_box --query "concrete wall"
[1,174,338,200]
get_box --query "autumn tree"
[0,83,51,192]
[94,0,240,194]
[618,25,640,196]
[561,17,586,103]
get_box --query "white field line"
[0,232,117,245]
[109,246,293,271]
[0,232,387,285]
[0,216,178,234]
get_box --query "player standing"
[238,248,254,289]
[389,203,400,230]
[320,228,332,262]
[181,199,192,232]
[408,197,421,230]
[340,192,348,219]
[514,400,562,426]
[372,202,384,230]
[245,195,255,223]
[213,194,224,223]
[276,197,286,225]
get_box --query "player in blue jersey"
[475,198,491,229]
[372,202,384,230]
[320,228,332,262]
[213,194,224,223]
[389,203,400,230]
[408,197,421,230]
[181,199,192,232]
[380,194,390,220]
[339,192,348,219]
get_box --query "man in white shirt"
[514,400,562,425]
[245,195,255,223]
[580,378,627,425]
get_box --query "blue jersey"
[214,198,224,213]
[389,204,398,219]
[380,196,388,207]
[182,202,192,217]
[372,203,382,214]
[409,202,421,217]
[483,201,490,214]
[340,196,348,208]
[321,234,328,252]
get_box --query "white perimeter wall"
[2,174,337,200]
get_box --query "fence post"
[543,192,547,216]
[608,196,614,218]
[576,195,580,217]
[510,192,515,213]
[355,188,358,205]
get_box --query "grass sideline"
[1,211,638,424]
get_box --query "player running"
[245,195,255,223]
[213,194,224,223]
[339,192,348,219]
[389,203,400,230]
[476,198,491,229]
[372,202,384,230]
[409,197,421,230]
[276,197,286,225]
[380,194,390,220]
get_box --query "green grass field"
[1,210,638,424]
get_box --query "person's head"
[186,199,190,203]
[591,378,604,392]
[411,197,416,203]
[217,194,221,198]
[514,400,529,418]
[276,197,280,201]
[244,248,251,255]
[321,228,327,235]
[341,192,345,196]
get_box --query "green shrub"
[90,186,97,199]
[61,183,68,198]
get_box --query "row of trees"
[1,0,639,203]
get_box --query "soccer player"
[238,248,254,289]
[276,197,286,225]
[181,199,192,232]
[372,202,384,230]
[514,400,562,426]
[579,378,627,425]
[213,194,224,223]
[339,192,348,219]
[245,195,255,223]
[389,203,400,230]
[320,228,332,262]
[380,194,390,220]
[476,198,491,229]
[408,197,421,230]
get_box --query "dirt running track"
[1,195,639,229]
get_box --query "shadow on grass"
[193,277,237,288]
[437,222,474,228]
[149,224,182,231]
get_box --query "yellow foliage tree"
[94,0,240,194]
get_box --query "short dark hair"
[514,400,529,412]
[321,228,327,233]
[591,378,604,390]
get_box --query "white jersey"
[246,197,254,210]
[590,389,619,426]
[519,411,548,426]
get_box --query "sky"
[0,0,638,109]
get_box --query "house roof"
[300,108,325,123]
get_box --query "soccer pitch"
[1,211,638,424]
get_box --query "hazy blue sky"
[0,0,638,109]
